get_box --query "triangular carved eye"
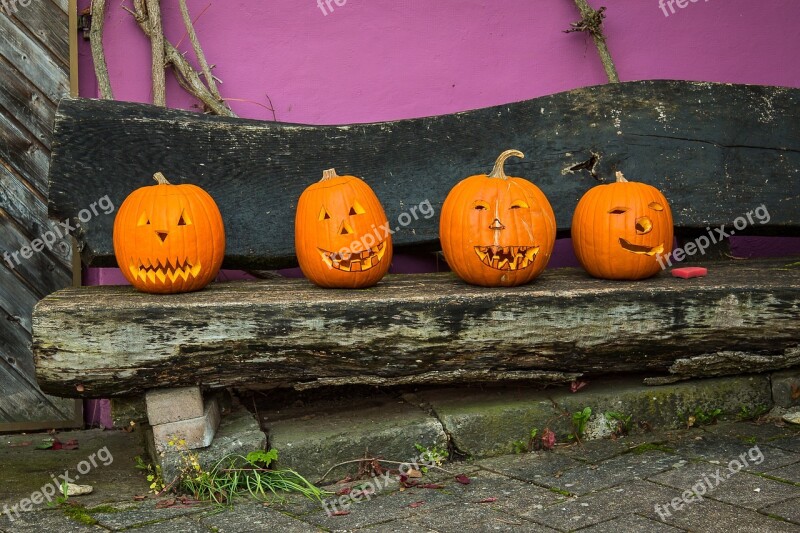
[349,200,366,216]
[177,210,192,226]
[137,212,150,226]
[318,206,331,221]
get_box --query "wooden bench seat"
[34,259,800,398]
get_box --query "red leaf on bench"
[455,474,471,485]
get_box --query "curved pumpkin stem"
[615,171,628,183]
[321,168,340,182]
[153,172,171,185]
[488,149,525,180]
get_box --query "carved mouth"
[619,238,664,256]
[131,258,201,284]
[473,246,539,271]
[319,241,387,272]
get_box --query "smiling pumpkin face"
[295,168,393,288]
[571,171,673,280]
[113,172,225,294]
[440,150,556,287]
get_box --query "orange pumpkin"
[295,168,393,288]
[571,171,673,280]
[113,172,225,294]
[439,150,556,287]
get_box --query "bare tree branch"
[128,2,236,117]
[178,0,221,101]
[566,0,620,83]
[89,0,113,99]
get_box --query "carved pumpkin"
[295,168,393,288]
[439,150,556,287]
[571,171,673,280]
[113,172,225,294]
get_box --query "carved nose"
[489,218,505,231]
[636,216,653,235]
[339,220,354,235]
[155,230,168,243]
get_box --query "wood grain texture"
[0,9,77,427]
[33,259,800,398]
[48,81,800,269]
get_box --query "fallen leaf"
[407,469,423,478]
[35,439,55,450]
[62,439,79,450]
[133,495,147,501]
[420,483,444,489]
[570,380,589,393]
[408,501,425,508]
[791,384,800,401]
[477,497,497,503]
[336,487,352,496]
[331,510,350,516]
[155,498,176,509]
[455,474,471,485]
[541,429,556,450]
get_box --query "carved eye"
[608,207,628,215]
[349,200,366,216]
[137,212,151,226]
[649,202,664,211]
[510,200,529,210]
[318,206,331,221]
[177,210,191,226]
[473,201,490,211]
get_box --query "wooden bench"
[33,80,800,451]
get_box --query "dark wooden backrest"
[48,81,800,270]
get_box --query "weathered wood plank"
[33,259,800,398]
[0,14,70,103]
[0,59,57,149]
[0,110,51,196]
[48,81,800,269]
[10,0,70,67]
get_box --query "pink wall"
[80,0,800,122]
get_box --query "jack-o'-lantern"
[439,150,557,287]
[295,168,393,288]
[113,172,225,294]
[571,171,673,280]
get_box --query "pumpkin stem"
[153,172,171,185]
[321,168,340,181]
[488,149,525,180]
[615,171,628,183]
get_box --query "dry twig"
[178,0,221,100]
[565,0,620,83]
[89,0,113,99]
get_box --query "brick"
[146,386,204,426]
[152,398,220,452]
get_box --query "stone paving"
[1,420,799,532]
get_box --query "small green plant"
[605,411,633,436]
[688,407,723,427]
[512,428,539,454]
[414,443,448,472]
[179,447,325,504]
[135,455,165,493]
[738,405,769,421]
[569,407,592,441]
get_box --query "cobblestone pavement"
[1,420,799,532]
